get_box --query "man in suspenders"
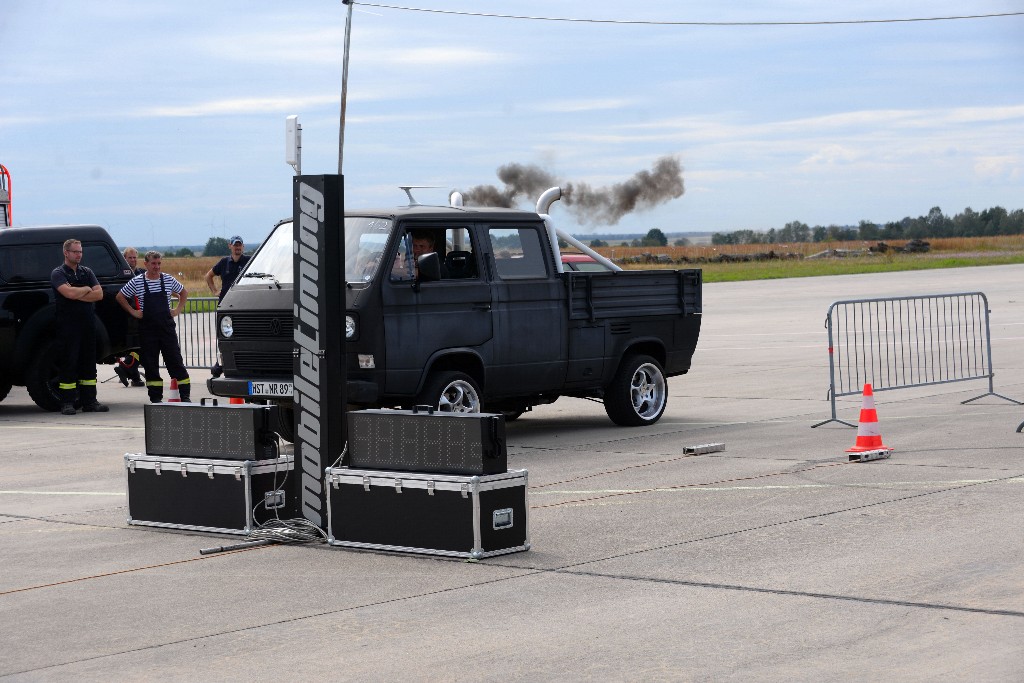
[115,251,191,403]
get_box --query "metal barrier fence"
[175,297,219,369]
[812,291,1021,427]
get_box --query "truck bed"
[563,268,702,321]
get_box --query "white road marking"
[531,478,1023,495]
[0,491,125,496]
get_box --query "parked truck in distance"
[0,225,138,410]
[208,188,702,440]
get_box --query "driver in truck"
[392,230,446,280]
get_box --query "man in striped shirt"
[115,251,191,403]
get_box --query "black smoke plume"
[459,156,684,225]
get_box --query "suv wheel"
[603,354,667,426]
[416,371,482,413]
[26,340,63,412]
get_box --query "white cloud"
[799,144,863,168]
[974,156,1022,181]
[135,95,339,118]
[383,47,508,67]
[531,99,634,114]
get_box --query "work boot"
[114,365,130,387]
[131,378,145,387]
[61,403,77,415]
[82,402,110,413]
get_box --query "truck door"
[484,223,566,395]
[380,224,493,395]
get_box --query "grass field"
[163,235,1024,291]
[163,257,219,299]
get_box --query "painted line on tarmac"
[0,490,125,496]
[0,424,143,430]
[532,477,1024,497]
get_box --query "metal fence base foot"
[848,448,893,462]
[811,418,857,428]
[962,392,1023,406]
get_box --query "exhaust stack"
[536,186,621,272]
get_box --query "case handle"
[412,404,436,415]
[201,398,219,406]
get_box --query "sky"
[1,1,1022,248]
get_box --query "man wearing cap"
[205,236,250,378]
[205,236,250,302]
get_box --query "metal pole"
[812,304,855,428]
[339,0,354,174]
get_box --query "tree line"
[710,206,1024,245]
[145,237,235,258]
[589,228,688,248]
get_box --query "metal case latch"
[460,483,469,498]
[234,468,242,481]
[427,480,435,496]
[154,462,162,476]
[394,478,403,494]
[207,465,215,479]
[180,463,188,478]
[362,475,370,491]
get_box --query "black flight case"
[326,467,530,559]
[124,453,294,535]
[346,407,507,475]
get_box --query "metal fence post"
[811,303,856,428]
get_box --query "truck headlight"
[345,314,357,340]
[220,315,234,338]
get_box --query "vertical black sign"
[292,175,346,530]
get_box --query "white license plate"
[248,381,293,397]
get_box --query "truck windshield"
[238,220,294,285]
[237,216,395,286]
[346,216,394,283]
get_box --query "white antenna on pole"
[285,115,302,175]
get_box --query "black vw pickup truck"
[208,189,701,439]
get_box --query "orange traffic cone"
[229,397,245,404]
[846,383,892,461]
[167,378,181,403]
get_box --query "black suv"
[0,225,138,410]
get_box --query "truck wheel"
[604,354,667,427]
[26,340,63,412]
[417,372,482,413]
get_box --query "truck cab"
[209,192,701,439]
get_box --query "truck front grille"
[233,351,293,374]
[228,314,294,339]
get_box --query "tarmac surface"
[2,264,1023,681]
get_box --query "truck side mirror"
[417,252,442,283]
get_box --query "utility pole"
[339,0,354,174]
